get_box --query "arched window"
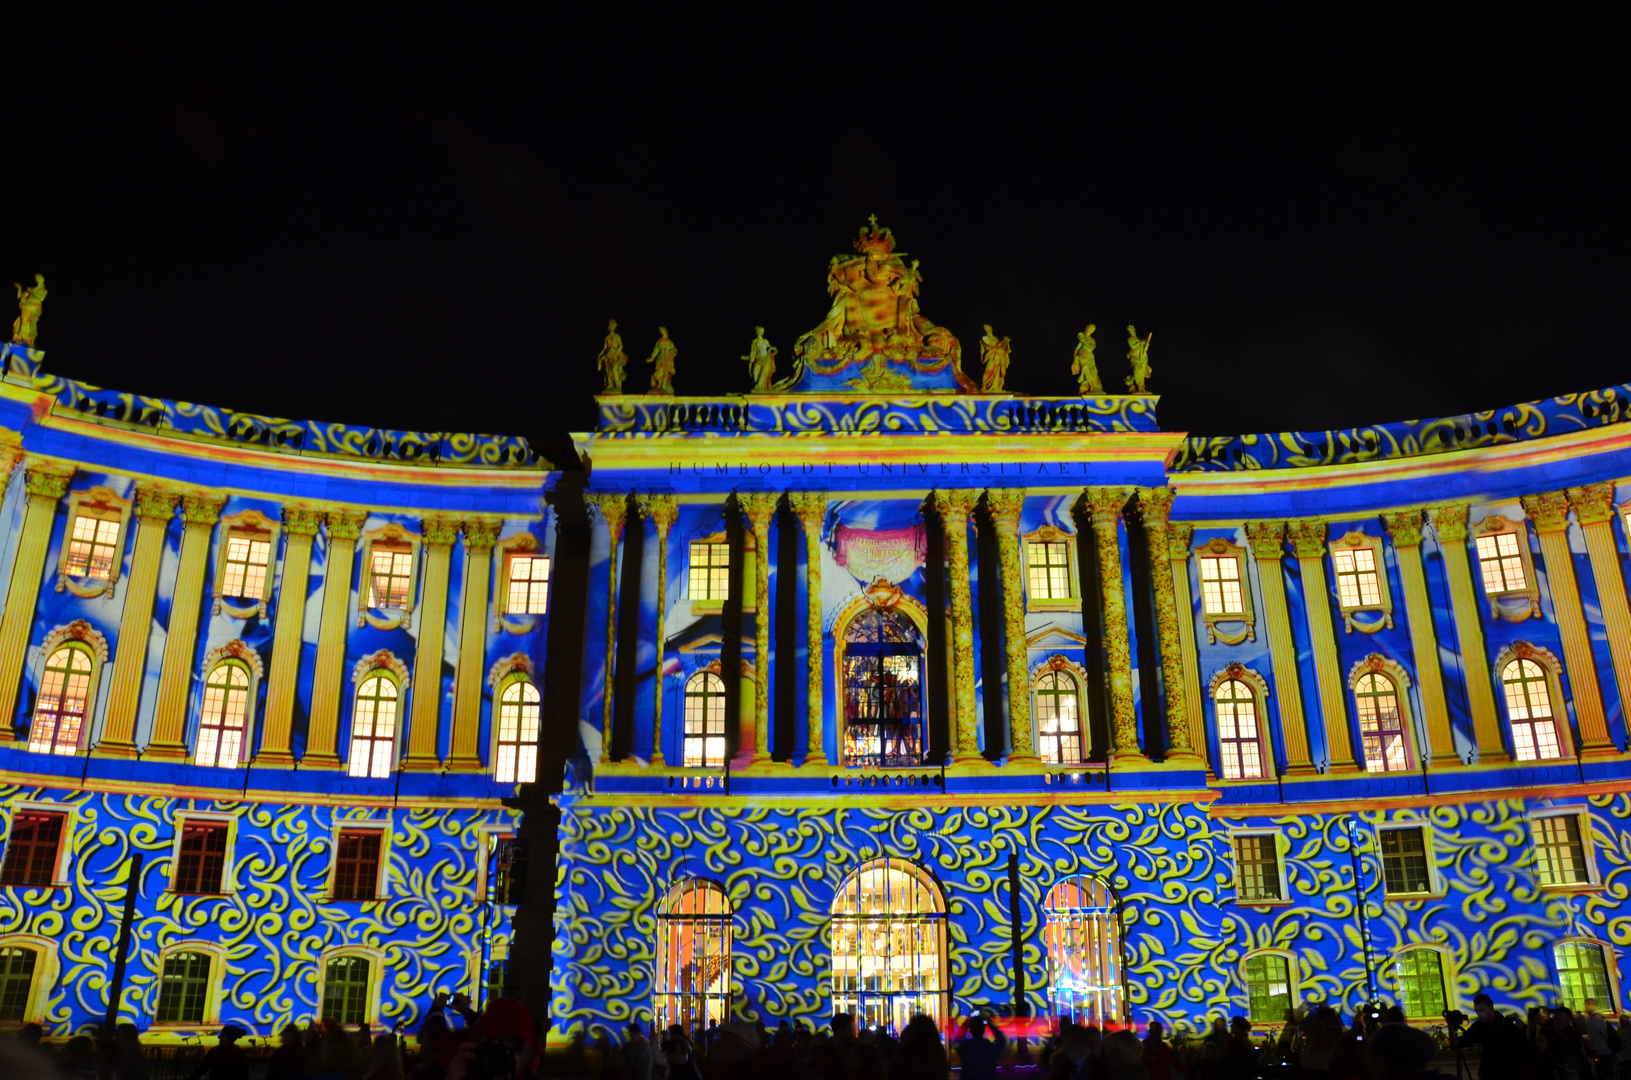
[682,672,727,768]
[1555,941,1614,1013]
[0,944,39,1022]
[494,678,540,784]
[1214,678,1267,780]
[1244,952,1295,1023]
[155,950,212,1024]
[1501,658,1563,760]
[1035,670,1085,765]
[831,857,947,1034]
[28,645,93,755]
[196,661,251,768]
[1392,947,1448,1018]
[842,609,925,768]
[1043,875,1122,1026]
[653,879,732,1032]
[1354,671,1410,772]
[322,955,371,1025]
[348,675,399,779]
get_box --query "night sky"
[9,11,1626,458]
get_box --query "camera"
[1443,1009,1467,1029]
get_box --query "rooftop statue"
[783,217,973,394]
[646,327,677,395]
[596,319,628,394]
[1072,324,1103,393]
[12,273,45,346]
[1125,325,1153,393]
[979,325,1011,392]
[742,326,777,393]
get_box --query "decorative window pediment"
[211,509,280,619]
[1473,514,1540,621]
[493,531,547,633]
[1195,537,1254,645]
[1329,531,1393,633]
[56,486,134,599]
[357,522,421,631]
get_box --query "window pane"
[1246,954,1293,1022]
[1235,835,1282,901]
[1531,816,1590,886]
[0,946,38,1023]
[1379,827,1431,895]
[1555,942,1611,1013]
[1395,949,1446,1018]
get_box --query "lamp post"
[1343,817,1379,1002]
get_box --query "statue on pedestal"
[596,319,628,394]
[12,274,46,346]
[1072,324,1102,393]
[646,327,677,395]
[979,325,1011,392]
[1125,325,1153,393]
[743,327,777,393]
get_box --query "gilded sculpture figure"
[11,274,46,346]
[596,319,628,394]
[1125,324,1153,393]
[645,327,677,395]
[1072,324,1102,393]
[742,326,777,393]
[978,325,1011,392]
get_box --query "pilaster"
[1523,491,1615,757]
[986,488,1036,764]
[934,488,984,766]
[1137,488,1198,764]
[1381,510,1459,767]
[1286,520,1359,773]
[97,484,180,758]
[446,517,503,772]
[1166,522,1210,774]
[739,492,778,766]
[639,494,678,768]
[1244,521,1313,775]
[0,462,74,739]
[303,508,365,768]
[586,494,627,764]
[403,514,460,771]
[1428,504,1507,763]
[789,491,827,767]
[1566,481,1631,755]
[1086,487,1140,762]
[146,493,226,761]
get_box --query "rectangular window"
[1555,942,1612,1013]
[1245,954,1293,1023]
[688,541,731,602]
[1475,532,1528,594]
[1199,555,1245,616]
[0,945,37,1022]
[155,951,211,1024]
[491,836,528,907]
[0,811,65,886]
[1234,834,1283,902]
[64,515,122,579]
[1332,546,1383,609]
[220,534,272,600]
[1531,815,1592,887]
[323,956,370,1026]
[1379,827,1432,896]
[331,829,383,900]
[368,544,414,608]
[1394,949,1448,1018]
[172,821,228,895]
[1025,540,1073,601]
[506,554,549,615]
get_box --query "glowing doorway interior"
[1044,875,1122,1025]
[831,857,947,1035]
[842,608,925,768]
[654,878,732,1032]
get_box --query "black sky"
[7,10,1627,454]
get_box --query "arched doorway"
[1043,875,1124,1026]
[840,607,926,768]
[653,878,733,1031]
[830,857,948,1034]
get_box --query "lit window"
[196,662,251,769]
[653,879,733,1033]
[1044,876,1122,1027]
[1379,827,1432,895]
[322,956,370,1025]
[683,672,727,768]
[220,535,272,600]
[1026,540,1073,601]
[368,544,414,608]
[1393,948,1447,1018]
[831,858,947,1032]
[506,555,549,615]
[64,515,121,579]
[1199,555,1245,616]
[28,646,92,756]
[842,610,925,769]
[1035,670,1084,765]
[1245,953,1293,1023]
[1554,942,1612,1013]
[495,679,540,784]
[688,541,731,602]
[1501,658,1563,761]
[490,837,527,906]
[173,821,228,895]
[347,676,398,779]
[1355,672,1411,773]
[1531,815,1591,887]
[1215,678,1266,781]
[0,812,65,887]
[1233,834,1283,902]
[331,830,383,901]
[1475,531,1529,595]
[1332,546,1383,609]
[155,951,211,1024]
[0,946,39,1022]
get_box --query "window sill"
[1380,890,1441,902]
[166,890,234,899]
[1537,883,1600,894]
[1025,599,1080,612]
[0,880,67,890]
[1234,897,1293,908]
[323,894,388,903]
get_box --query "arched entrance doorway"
[830,857,948,1034]
[1043,875,1125,1026]
[840,607,926,768]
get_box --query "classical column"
[586,493,627,764]
[1427,504,1506,763]
[0,462,74,739]
[303,508,365,768]
[1523,492,1614,757]
[403,515,460,771]
[256,505,322,767]
[1165,522,1209,773]
[1285,520,1360,773]
[146,493,227,761]
[1086,487,1140,761]
[639,495,678,767]
[1244,521,1314,775]
[934,489,983,765]
[446,517,502,772]
[1381,511,1459,767]
[740,492,778,765]
[986,488,1037,763]
[97,485,180,758]
[1566,481,1631,750]
[1137,488,1198,764]
[788,492,827,766]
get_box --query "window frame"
[56,486,134,599]
[1209,664,1273,782]
[346,651,409,780]
[1388,945,1453,1020]
[1021,524,1080,610]
[1552,938,1620,1015]
[495,530,550,624]
[150,943,225,1028]
[167,813,238,897]
[1494,643,1574,762]
[211,509,280,619]
[1528,809,1600,891]
[27,632,106,757]
[318,947,384,1028]
[681,667,729,769]
[327,820,391,902]
[653,877,734,1033]
[1241,949,1298,1024]
[0,802,77,889]
[1471,514,1541,620]
[1230,829,1290,907]
[830,856,950,1030]
[492,672,541,784]
[1348,654,1417,774]
[1032,656,1088,765]
[1374,823,1440,899]
[1328,530,1394,632]
[0,935,59,1026]
[1194,537,1256,645]
[357,521,422,631]
[192,643,262,769]
[686,533,736,612]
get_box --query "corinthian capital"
[1243,521,1287,561]
[1084,487,1130,529]
[1565,481,1617,526]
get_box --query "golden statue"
[742,326,777,393]
[978,324,1011,392]
[1072,324,1102,394]
[1125,325,1153,393]
[596,319,628,394]
[11,274,46,346]
[646,327,677,395]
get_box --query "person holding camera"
[1448,995,1533,1080]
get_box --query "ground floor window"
[1393,948,1447,1018]
[830,857,947,1035]
[0,945,38,1022]
[155,951,212,1024]
[1245,952,1294,1023]
[654,878,732,1033]
[322,955,371,1026]
[1043,875,1121,1026]
[1555,941,1612,1013]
